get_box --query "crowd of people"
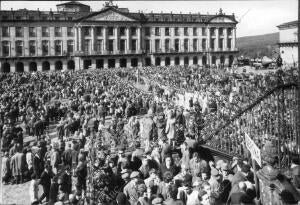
[0,65,300,205]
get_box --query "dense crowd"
[0,65,300,205]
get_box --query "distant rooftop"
[277,20,298,29]
[56,1,88,7]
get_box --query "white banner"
[245,133,262,167]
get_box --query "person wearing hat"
[123,171,140,205]
[144,168,160,191]
[208,168,222,204]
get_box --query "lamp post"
[297,0,300,154]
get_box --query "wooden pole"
[298,0,300,155]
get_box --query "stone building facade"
[0,1,238,72]
[277,20,298,66]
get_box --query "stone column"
[161,57,165,66]
[207,26,210,52]
[215,27,219,51]
[74,27,78,51]
[115,58,120,68]
[170,56,175,66]
[63,60,68,70]
[50,27,55,55]
[199,56,203,66]
[137,27,141,52]
[232,27,236,51]
[103,26,107,53]
[224,28,228,51]
[189,57,193,65]
[37,27,42,56]
[151,27,155,53]
[115,26,119,53]
[91,59,96,69]
[179,56,184,65]
[50,61,55,71]
[91,26,95,53]
[127,57,131,67]
[78,26,83,52]
[126,27,131,54]
[37,61,42,72]
[11,62,16,73]
[103,58,108,69]
[171,27,175,51]
[224,56,229,67]
[11,27,16,57]
[24,62,29,72]
[62,27,67,55]
[138,58,142,67]
[24,27,29,56]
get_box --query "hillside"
[237,32,279,58]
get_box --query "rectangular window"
[2,16,8,20]
[16,27,23,37]
[219,28,223,36]
[145,40,150,51]
[228,28,232,36]
[202,39,206,50]
[175,27,179,36]
[96,27,102,36]
[2,27,9,37]
[15,41,23,56]
[120,27,126,36]
[55,27,61,37]
[184,27,188,36]
[108,27,114,36]
[210,28,215,36]
[2,41,9,56]
[184,39,189,51]
[84,40,90,52]
[193,39,197,51]
[210,38,215,50]
[193,27,197,36]
[219,39,223,50]
[120,39,126,52]
[165,27,170,36]
[67,27,74,37]
[202,28,207,36]
[67,40,74,54]
[165,39,170,52]
[42,27,49,37]
[42,40,49,55]
[131,27,137,36]
[175,39,179,51]
[108,39,114,51]
[155,39,160,52]
[228,38,232,49]
[29,16,34,20]
[132,39,137,51]
[96,40,103,52]
[155,27,160,36]
[29,27,36,37]
[84,27,90,36]
[55,40,62,55]
[29,40,36,56]
[145,27,150,36]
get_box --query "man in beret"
[123,171,140,205]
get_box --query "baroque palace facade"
[0,1,238,72]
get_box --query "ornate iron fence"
[203,83,299,169]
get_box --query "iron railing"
[203,83,299,169]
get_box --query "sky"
[1,0,298,37]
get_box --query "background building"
[0,1,238,72]
[277,20,298,66]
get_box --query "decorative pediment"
[210,16,236,23]
[84,10,135,22]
